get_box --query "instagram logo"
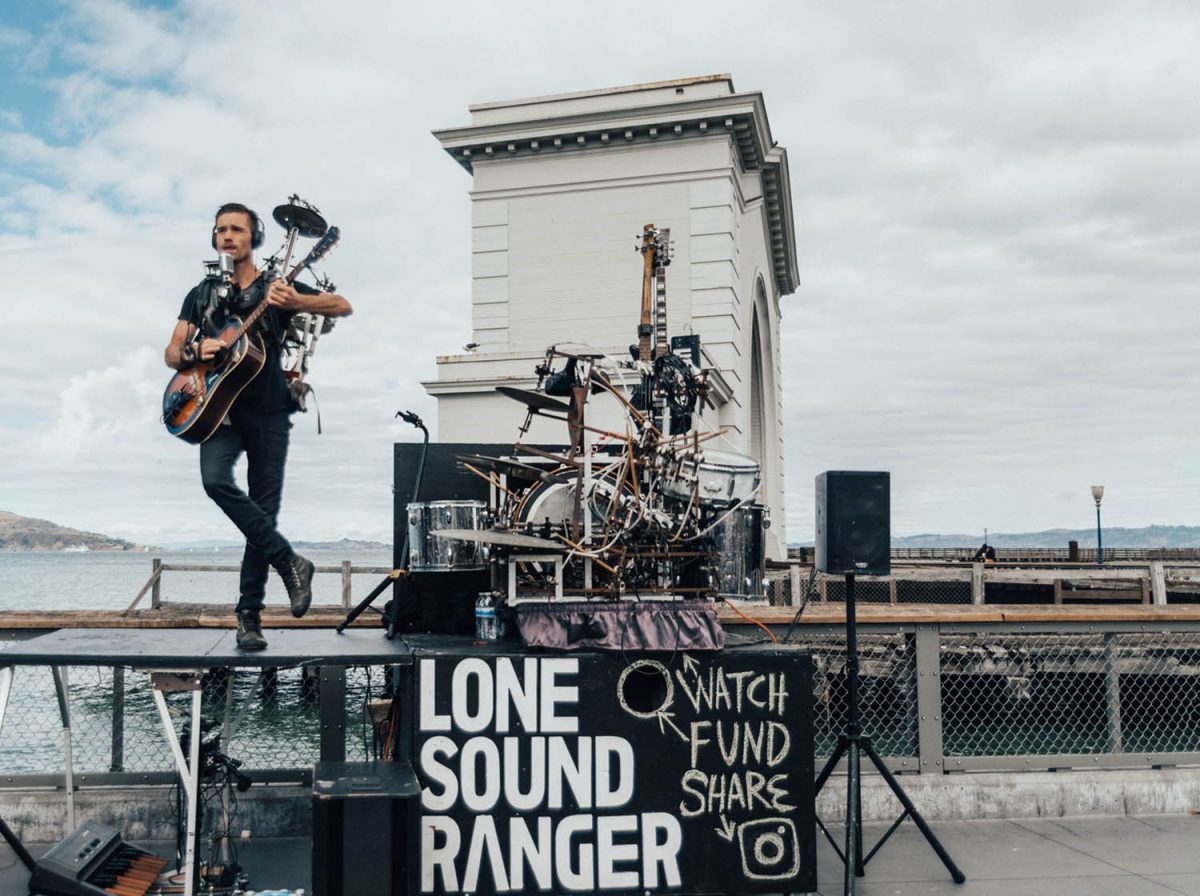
[738,817,801,881]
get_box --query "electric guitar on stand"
[162,210,339,445]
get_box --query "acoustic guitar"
[162,226,339,444]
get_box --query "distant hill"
[892,525,1200,549]
[0,511,141,552]
[292,538,390,551]
[160,538,391,551]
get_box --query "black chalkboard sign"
[402,638,816,895]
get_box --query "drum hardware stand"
[337,410,428,638]
[814,573,965,895]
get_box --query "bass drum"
[407,500,488,571]
[711,503,766,601]
[515,472,631,535]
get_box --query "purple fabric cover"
[513,600,726,651]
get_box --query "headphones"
[212,203,265,251]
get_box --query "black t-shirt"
[178,275,316,416]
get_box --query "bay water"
[0,549,397,776]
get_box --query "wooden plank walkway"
[2,602,1200,630]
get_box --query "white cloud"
[0,0,1198,546]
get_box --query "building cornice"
[433,88,798,295]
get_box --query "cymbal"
[495,386,570,413]
[273,202,327,238]
[432,528,566,550]
[459,455,571,484]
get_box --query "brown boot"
[236,610,267,651]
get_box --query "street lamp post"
[1091,485,1105,564]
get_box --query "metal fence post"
[1103,633,1123,753]
[319,665,346,762]
[1149,562,1167,605]
[341,561,353,608]
[971,564,984,604]
[790,563,802,607]
[914,625,945,774]
[151,558,162,609]
[110,666,124,773]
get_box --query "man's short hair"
[213,202,264,249]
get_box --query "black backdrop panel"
[403,639,817,895]
[392,443,563,634]
[814,470,891,576]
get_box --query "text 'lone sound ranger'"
[164,203,352,650]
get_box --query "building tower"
[427,75,798,557]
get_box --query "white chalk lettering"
[421,813,683,892]
[541,658,580,733]
[422,657,581,734]
[462,814,509,892]
[420,736,459,811]
[508,816,553,890]
[675,667,789,718]
[496,657,539,733]
[594,736,634,808]
[421,816,460,892]
[459,737,501,811]
[452,658,494,733]
[419,660,451,731]
[418,657,687,894]
[596,815,640,889]
[689,720,712,767]
[548,735,592,809]
[677,768,795,816]
[556,814,595,891]
[503,735,546,810]
[641,812,683,888]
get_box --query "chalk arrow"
[656,709,688,742]
[716,813,736,842]
[682,653,702,678]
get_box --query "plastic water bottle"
[475,592,498,640]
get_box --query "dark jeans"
[200,414,293,614]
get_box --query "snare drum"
[407,500,488,571]
[664,449,761,507]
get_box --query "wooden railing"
[789,547,1200,563]
[128,560,394,611]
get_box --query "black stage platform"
[1,628,820,896]
[0,626,415,668]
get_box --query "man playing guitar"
[164,203,352,650]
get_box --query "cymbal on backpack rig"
[273,200,327,238]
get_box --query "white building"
[425,75,798,557]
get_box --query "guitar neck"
[654,263,669,357]
[226,227,338,344]
[638,230,657,363]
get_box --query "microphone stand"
[336,411,428,639]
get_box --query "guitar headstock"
[308,225,340,266]
[638,224,672,267]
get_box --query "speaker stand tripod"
[814,573,966,895]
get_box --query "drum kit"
[407,226,768,613]
[343,223,768,644]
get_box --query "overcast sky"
[1,0,1197,545]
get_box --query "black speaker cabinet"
[312,761,418,896]
[815,471,890,575]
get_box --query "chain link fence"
[802,632,918,761]
[3,624,1200,782]
[0,663,398,777]
[754,566,972,607]
[941,631,1200,758]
